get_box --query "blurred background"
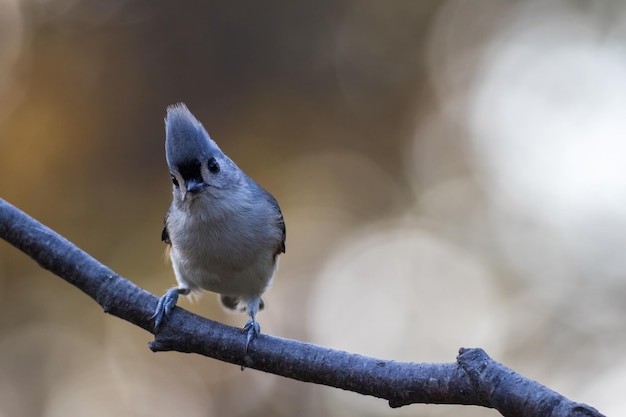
[0,0,624,416]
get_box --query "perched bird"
[152,103,285,350]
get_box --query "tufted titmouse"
[152,103,286,350]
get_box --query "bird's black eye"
[171,174,179,186]
[207,157,220,173]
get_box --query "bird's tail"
[219,295,265,313]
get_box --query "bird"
[152,103,285,351]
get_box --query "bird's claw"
[242,319,260,352]
[152,288,181,332]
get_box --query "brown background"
[0,1,623,416]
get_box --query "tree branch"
[0,198,604,417]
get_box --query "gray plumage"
[153,103,285,349]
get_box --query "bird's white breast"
[167,193,280,298]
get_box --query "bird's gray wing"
[161,208,171,244]
[267,193,286,255]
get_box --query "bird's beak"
[186,178,205,194]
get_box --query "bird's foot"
[152,287,187,332]
[242,319,261,352]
